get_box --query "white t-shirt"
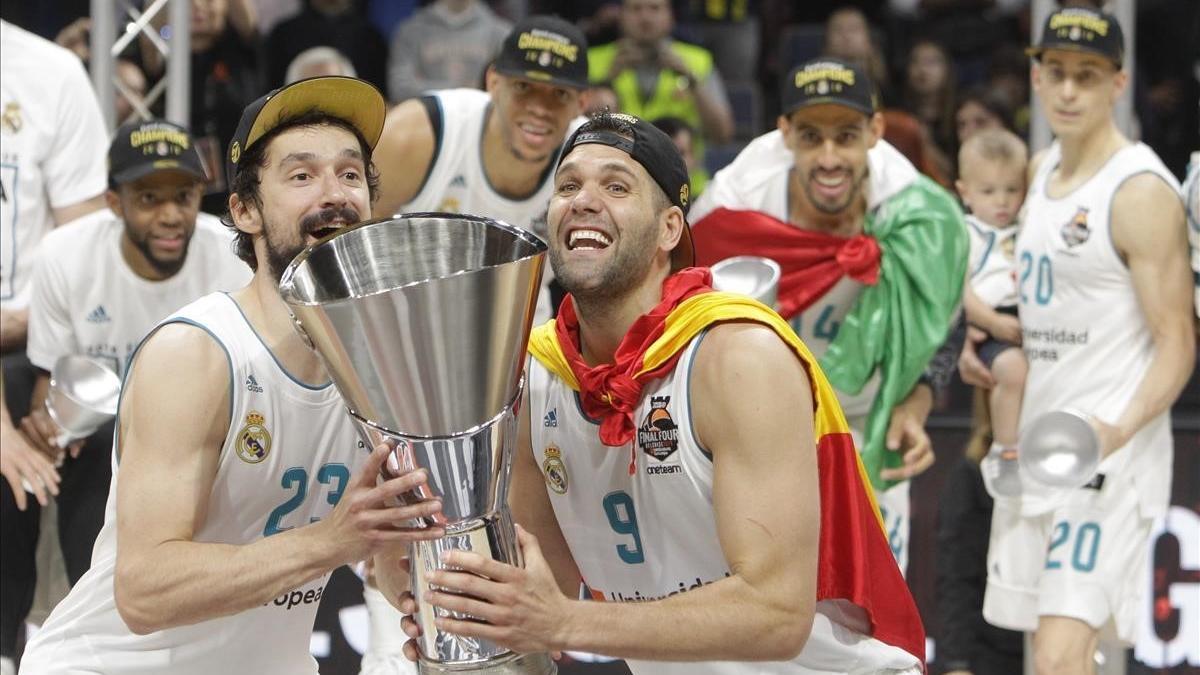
[966,214,1019,308]
[26,210,251,376]
[21,293,364,675]
[0,20,108,309]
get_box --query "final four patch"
[543,444,568,494]
[236,410,272,463]
[1061,207,1091,247]
[638,396,679,461]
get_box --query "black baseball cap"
[782,58,878,117]
[1027,7,1124,66]
[492,15,589,90]
[558,112,694,270]
[226,76,386,185]
[109,119,206,186]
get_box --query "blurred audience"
[955,87,1013,148]
[985,45,1030,138]
[823,6,894,105]
[589,0,734,194]
[675,0,760,83]
[883,109,950,188]
[650,116,699,182]
[582,80,620,116]
[387,0,510,103]
[141,0,262,215]
[284,46,357,83]
[265,0,387,93]
[902,38,956,175]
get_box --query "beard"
[126,228,190,277]
[801,165,869,215]
[264,205,361,283]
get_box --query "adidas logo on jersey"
[449,175,466,188]
[543,408,558,427]
[246,374,263,393]
[85,305,111,323]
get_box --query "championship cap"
[226,76,386,185]
[558,112,694,270]
[1027,7,1124,66]
[492,15,589,90]
[108,119,206,186]
[782,57,877,117]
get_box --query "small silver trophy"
[279,213,553,675]
[1019,409,1101,489]
[710,255,782,309]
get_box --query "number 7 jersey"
[1016,141,1181,517]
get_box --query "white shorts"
[983,474,1151,644]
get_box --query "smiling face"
[778,104,881,218]
[232,123,372,282]
[1033,49,1125,140]
[488,70,582,163]
[547,143,680,302]
[109,171,203,279]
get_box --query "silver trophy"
[46,355,122,447]
[710,255,782,309]
[1019,409,1101,489]
[278,213,553,675]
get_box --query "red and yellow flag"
[528,290,926,663]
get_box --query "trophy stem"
[417,651,556,675]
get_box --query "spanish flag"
[528,272,926,663]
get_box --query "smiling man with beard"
[19,77,446,675]
[392,111,927,673]
[687,57,968,576]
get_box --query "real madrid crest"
[542,444,568,495]
[2,102,22,134]
[236,410,272,463]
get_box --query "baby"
[957,128,1028,496]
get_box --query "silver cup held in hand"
[278,214,553,675]
[710,256,782,310]
[1019,409,1102,490]
[46,355,122,447]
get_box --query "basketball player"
[963,9,1193,674]
[390,111,926,673]
[374,14,586,229]
[685,57,968,573]
[18,77,445,675]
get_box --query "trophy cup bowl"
[46,355,122,446]
[279,213,552,675]
[710,256,781,309]
[1019,409,1101,489]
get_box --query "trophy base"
[417,651,556,675]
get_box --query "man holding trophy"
[388,112,928,673]
[20,77,446,674]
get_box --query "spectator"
[954,86,1013,147]
[2,118,249,675]
[822,6,894,106]
[986,45,1030,138]
[114,58,149,125]
[589,0,734,194]
[141,0,263,215]
[387,0,510,103]
[882,109,949,188]
[529,0,621,46]
[265,0,388,93]
[902,38,956,172]
[583,80,620,115]
[651,116,698,182]
[285,46,357,83]
[675,0,761,83]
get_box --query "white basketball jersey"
[527,336,920,674]
[21,293,364,675]
[1017,142,1181,517]
[966,214,1019,308]
[1183,151,1200,318]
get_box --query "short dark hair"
[650,116,693,140]
[955,86,1015,132]
[220,111,379,270]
